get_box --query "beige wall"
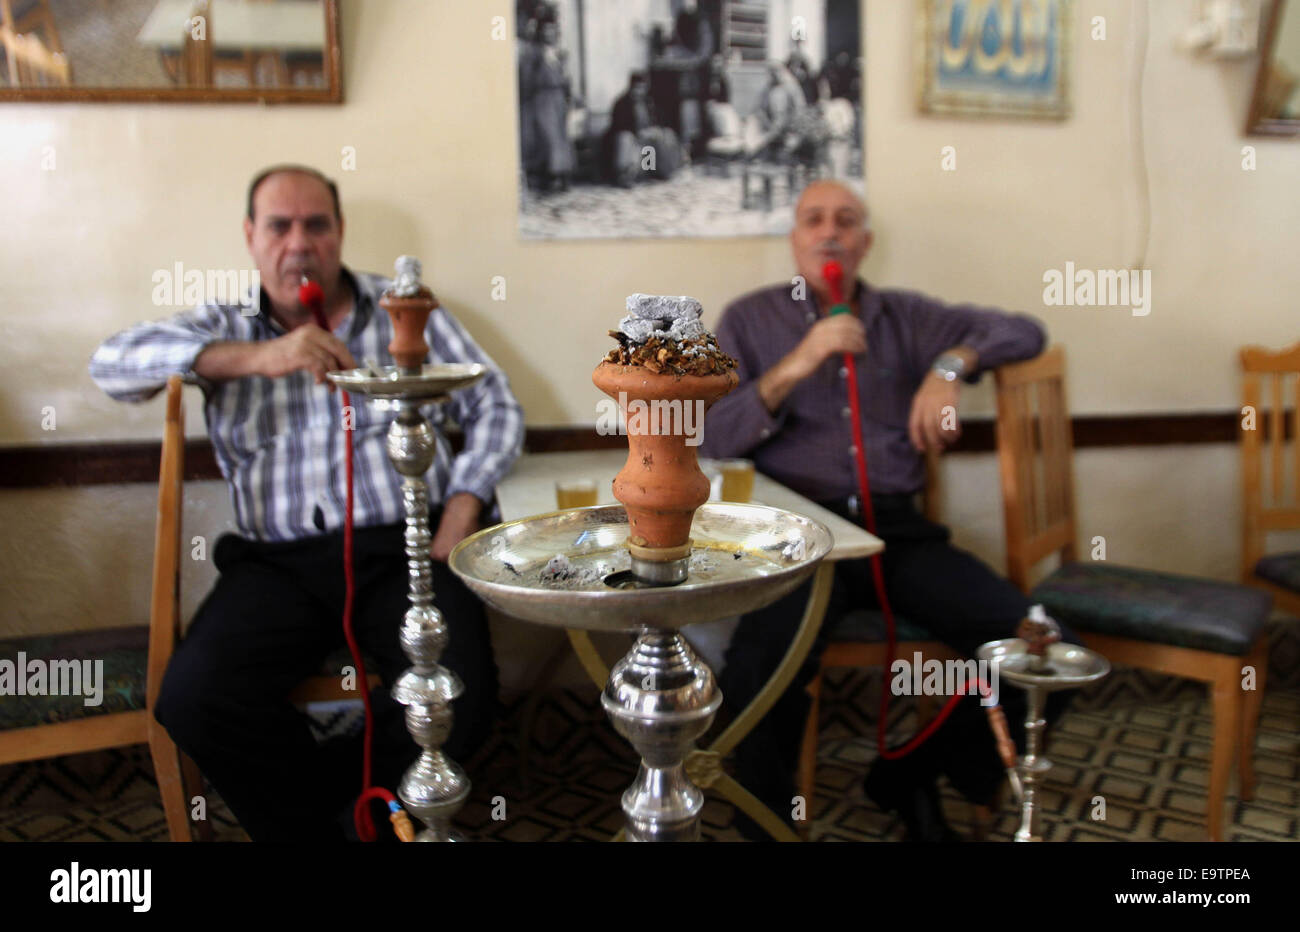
[2,1,1298,670]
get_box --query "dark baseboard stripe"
[0,412,1251,489]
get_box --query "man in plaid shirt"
[90,165,524,841]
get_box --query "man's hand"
[257,326,357,387]
[757,314,867,414]
[907,373,962,452]
[430,492,483,562]
[792,315,867,378]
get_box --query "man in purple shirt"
[702,180,1074,841]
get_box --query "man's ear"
[243,217,255,252]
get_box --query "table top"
[494,449,882,562]
[138,0,326,51]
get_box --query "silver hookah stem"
[1015,685,1047,843]
[602,629,722,841]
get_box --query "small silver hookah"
[978,604,1110,842]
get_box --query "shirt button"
[838,366,848,379]
[841,406,851,418]
[848,445,858,456]
[760,428,771,439]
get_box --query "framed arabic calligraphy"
[918,0,1071,120]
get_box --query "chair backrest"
[146,377,186,712]
[993,346,1077,593]
[1239,342,1300,578]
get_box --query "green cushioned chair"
[996,347,1272,842]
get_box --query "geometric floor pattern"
[2,634,1297,842]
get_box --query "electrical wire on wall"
[1132,0,1152,271]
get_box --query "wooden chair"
[797,449,960,823]
[150,376,383,839]
[1240,342,1300,618]
[994,346,1272,841]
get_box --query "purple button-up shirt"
[700,280,1046,501]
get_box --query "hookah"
[978,606,1109,841]
[307,256,487,842]
[821,259,1110,839]
[450,294,834,841]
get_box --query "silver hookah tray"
[449,503,833,632]
[977,638,1111,691]
[327,362,486,401]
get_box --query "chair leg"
[147,721,193,842]
[1237,639,1268,802]
[797,670,823,835]
[1208,669,1242,842]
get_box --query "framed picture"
[515,0,865,241]
[917,0,1070,120]
[0,0,341,104]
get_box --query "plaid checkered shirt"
[89,268,525,542]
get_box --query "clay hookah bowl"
[591,362,737,584]
[380,256,437,372]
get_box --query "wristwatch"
[931,352,968,383]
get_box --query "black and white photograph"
[515,0,864,239]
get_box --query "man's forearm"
[193,341,266,382]
[756,353,808,414]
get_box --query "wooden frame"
[1246,1,1300,137]
[917,0,1072,120]
[1239,341,1300,616]
[0,0,341,104]
[994,347,1271,842]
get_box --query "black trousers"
[154,515,499,842]
[720,495,1076,815]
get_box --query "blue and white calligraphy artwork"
[920,0,1071,119]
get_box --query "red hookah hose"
[299,279,413,842]
[820,263,1011,763]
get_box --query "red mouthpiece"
[821,260,844,304]
[298,279,325,310]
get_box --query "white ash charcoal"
[618,315,670,343]
[667,316,706,343]
[539,553,575,582]
[625,293,702,321]
[688,552,718,573]
[781,539,808,562]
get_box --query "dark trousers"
[154,515,499,842]
[720,495,1076,815]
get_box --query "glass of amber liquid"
[718,459,755,503]
[556,479,598,509]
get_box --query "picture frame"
[0,0,341,104]
[917,0,1071,120]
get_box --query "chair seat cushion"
[826,609,933,643]
[1031,563,1271,656]
[0,627,149,732]
[1254,551,1300,594]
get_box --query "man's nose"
[285,221,312,252]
